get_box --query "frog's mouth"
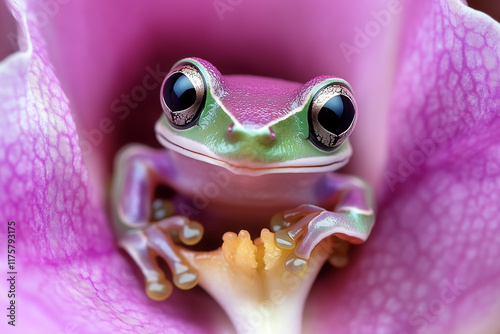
[156,132,351,176]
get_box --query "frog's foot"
[271,204,372,276]
[120,216,203,301]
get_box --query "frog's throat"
[156,132,351,176]
[180,229,336,334]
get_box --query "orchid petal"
[306,1,500,333]
[0,1,230,333]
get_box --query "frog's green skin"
[111,57,375,300]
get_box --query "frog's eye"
[308,84,357,151]
[161,63,206,128]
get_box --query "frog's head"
[155,57,357,176]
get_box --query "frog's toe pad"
[146,280,173,301]
[180,221,203,245]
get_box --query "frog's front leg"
[271,174,375,276]
[111,145,203,300]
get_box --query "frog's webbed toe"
[271,204,372,276]
[120,216,203,300]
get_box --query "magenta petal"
[0,1,230,333]
[2,0,499,333]
[307,1,500,333]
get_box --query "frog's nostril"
[259,127,276,145]
[226,123,240,142]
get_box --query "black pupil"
[317,95,354,135]
[163,73,196,111]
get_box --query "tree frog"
[111,57,375,301]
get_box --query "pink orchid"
[1,0,499,333]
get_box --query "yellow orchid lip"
[179,228,338,334]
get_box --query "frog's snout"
[226,123,276,146]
